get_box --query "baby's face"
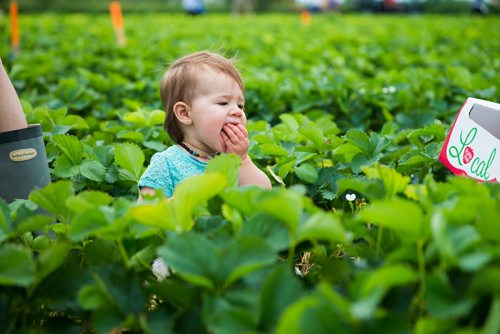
[187,67,246,154]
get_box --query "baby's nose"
[230,105,243,116]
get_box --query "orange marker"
[10,1,19,51]
[300,10,312,26]
[109,1,126,47]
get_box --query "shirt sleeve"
[138,152,174,198]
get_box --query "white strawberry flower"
[345,193,356,202]
[382,86,396,94]
[152,257,170,281]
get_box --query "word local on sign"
[448,127,497,180]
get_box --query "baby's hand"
[221,123,249,160]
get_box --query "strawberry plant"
[0,13,499,334]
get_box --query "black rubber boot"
[0,124,51,203]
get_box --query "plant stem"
[417,239,426,298]
[376,227,383,256]
[117,238,129,268]
[410,239,427,319]
[483,295,500,334]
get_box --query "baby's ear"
[173,102,192,125]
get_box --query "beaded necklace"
[178,142,220,160]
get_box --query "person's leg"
[0,58,50,203]
[0,58,27,132]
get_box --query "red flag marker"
[10,1,19,52]
[300,10,312,26]
[109,1,126,47]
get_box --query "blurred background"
[0,0,498,14]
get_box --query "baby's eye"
[238,105,244,110]
[217,102,228,106]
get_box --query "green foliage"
[0,13,499,334]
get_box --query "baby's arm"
[137,152,175,201]
[0,58,27,132]
[221,123,272,189]
[137,186,157,202]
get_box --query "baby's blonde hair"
[160,51,244,143]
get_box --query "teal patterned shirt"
[138,145,207,198]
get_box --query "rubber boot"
[0,124,51,203]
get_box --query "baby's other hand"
[221,123,249,160]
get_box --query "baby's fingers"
[220,132,228,151]
[223,124,243,142]
[236,123,248,137]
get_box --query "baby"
[138,51,271,198]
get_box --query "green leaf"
[36,242,71,283]
[279,113,299,130]
[66,191,113,214]
[149,109,166,126]
[117,130,144,142]
[470,267,500,295]
[458,251,491,272]
[426,272,474,319]
[14,215,53,237]
[157,233,218,289]
[260,264,306,330]
[92,265,146,315]
[171,173,227,231]
[92,145,115,167]
[78,284,108,310]
[294,163,318,184]
[0,199,11,243]
[131,200,176,231]
[275,284,352,334]
[345,129,372,156]
[362,165,410,198]
[298,123,325,149]
[361,264,418,297]
[114,143,145,182]
[32,235,50,252]
[123,110,148,126]
[129,245,156,269]
[334,143,363,163]
[337,177,385,202]
[29,181,74,223]
[476,200,500,242]
[275,295,318,334]
[0,245,35,286]
[53,154,80,178]
[219,187,261,217]
[80,159,107,182]
[260,144,289,157]
[241,213,289,252]
[203,289,259,334]
[61,114,89,130]
[206,154,241,188]
[351,287,385,321]
[68,208,110,242]
[52,134,84,165]
[255,189,303,234]
[295,212,346,245]
[223,236,276,287]
[358,198,424,243]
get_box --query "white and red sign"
[439,98,500,183]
